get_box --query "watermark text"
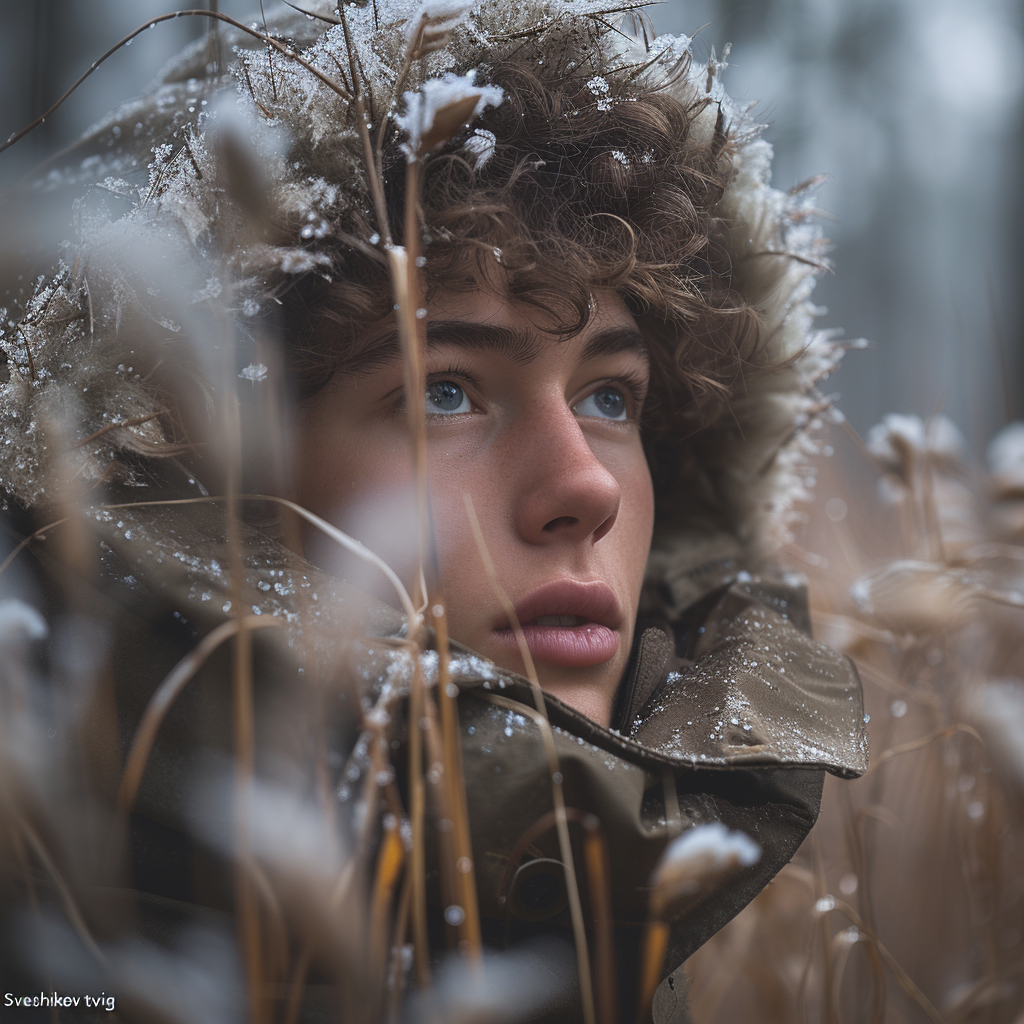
[4,992,115,1011]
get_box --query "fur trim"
[0,0,844,562]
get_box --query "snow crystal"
[238,363,268,384]
[464,128,496,171]
[649,33,693,67]
[279,249,326,274]
[193,276,223,303]
[586,76,613,112]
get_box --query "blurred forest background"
[652,0,1024,453]
[1,0,1022,447]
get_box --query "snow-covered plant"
[397,71,503,161]
[649,823,761,918]
[404,0,474,58]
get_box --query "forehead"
[351,286,648,372]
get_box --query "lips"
[491,580,623,668]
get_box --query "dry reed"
[685,416,1024,1024]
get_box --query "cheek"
[296,421,421,582]
[298,421,411,519]
[425,449,482,564]
[618,444,656,563]
[423,447,503,635]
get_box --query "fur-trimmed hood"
[1,0,838,567]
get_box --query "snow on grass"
[397,71,503,160]
[650,822,760,917]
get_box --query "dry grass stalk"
[432,599,484,963]
[370,819,406,995]
[640,824,760,1023]
[116,615,280,816]
[463,494,599,1024]
[387,124,432,997]
[582,817,619,1024]
[406,652,432,990]
[636,921,671,1024]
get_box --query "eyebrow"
[353,319,649,370]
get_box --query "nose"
[512,402,621,545]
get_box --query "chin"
[536,673,615,726]
[466,631,621,727]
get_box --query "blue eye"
[425,380,471,415]
[575,386,628,421]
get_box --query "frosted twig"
[1,9,353,155]
[279,0,342,25]
[432,599,483,962]
[337,3,392,244]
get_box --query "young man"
[296,284,654,727]
[0,2,867,1020]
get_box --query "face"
[295,286,655,727]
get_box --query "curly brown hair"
[276,52,764,519]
